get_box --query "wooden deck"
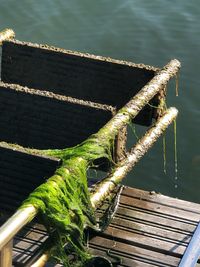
[3,186,200,266]
[89,187,200,267]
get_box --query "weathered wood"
[7,186,200,266]
[115,206,196,233]
[122,187,200,214]
[102,223,187,256]
[0,218,48,266]
[89,236,180,267]
[90,187,200,266]
[119,195,200,222]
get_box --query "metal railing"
[26,107,179,267]
[0,28,181,266]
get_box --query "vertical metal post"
[0,239,13,267]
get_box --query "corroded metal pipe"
[0,58,180,266]
[96,59,180,141]
[91,107,178,208]
[31,107,178,267]
[0,28,15,45]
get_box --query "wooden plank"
[111,216,191,245]
[3,186,200,266]
[13,222,48,266]
[101,226,186,256]
[116,206,196,233]
[92,187,200,265]
[89,247,156,267]
[119,194,200,222]
[89,236,180,267]
[96,205,196,234]
[122,187,200,214]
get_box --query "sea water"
[0,0,199,202]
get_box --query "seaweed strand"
[21,135,113,266]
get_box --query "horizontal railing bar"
[91,107,178,208]
[31,106,178,267]
[0,206,36,250]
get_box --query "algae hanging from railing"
[0,41,181,267]
[19,60,180,266]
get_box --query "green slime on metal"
[21,133,113,266]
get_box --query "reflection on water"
[0,0,199,202]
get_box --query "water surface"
[0,0,199,202]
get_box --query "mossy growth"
[18,73,178,265]
[20,133,113,266]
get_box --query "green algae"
[41,133,112,161]
[20,134,113,266]
[18,77,179,265]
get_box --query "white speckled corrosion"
[96,59,180,143]
[0,28,15,45]
[91,107,178,208]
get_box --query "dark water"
[0,0,199,202]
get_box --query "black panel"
[0,85,112,149]
[1,41,156,126]
[0,147,58,213]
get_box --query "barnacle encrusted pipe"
[91,107,178,208]
[0,59,180,267]
[95,59,180,143]
[42,59,180,160]
[0,28,15,45]
[29,106,178,267]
